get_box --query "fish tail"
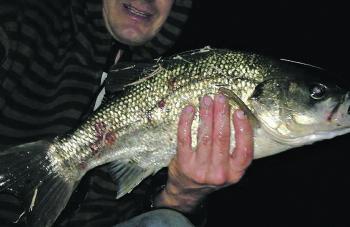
[0,140,75,227]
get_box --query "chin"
[115,30,154,46]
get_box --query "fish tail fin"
[0,140,75,227]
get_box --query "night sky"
[166,1,350,226]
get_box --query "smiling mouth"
[123,3,153,19]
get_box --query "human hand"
[154,94,254,213]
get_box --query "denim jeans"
[114,209,194,227]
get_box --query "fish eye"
[310,83,327,100]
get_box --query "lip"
[122,3,154,22]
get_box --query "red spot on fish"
[90,143,100,154]
[158,99,166,109]
[94,121,107,139]
[91,121,118,155]
[105,131,117,145]
[327,114,332,122]
[79,162,87,170]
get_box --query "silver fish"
[1,47,350,226]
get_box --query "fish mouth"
[260,120,350,147]
[327,93,349,122]
[123,3,154,20]
[258,101,350,146]
[327,101,341,122]
[293,127,350,145]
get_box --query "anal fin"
[108,161,155,199]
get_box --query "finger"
[177,105,195,162]
[211,94,231,163]
[196,96,214,159]
[229,110,254,173]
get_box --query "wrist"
[153,183,206,213]
[153,186,208,226]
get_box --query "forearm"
[153,163,211,213]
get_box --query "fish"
[1,47,350,226]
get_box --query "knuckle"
[240,148,254,166]
[231,175,243,184]
[229,169,246,183]
[198,134,211,146]
[216,132,230,144]
[177,132,191,146]
[210,170,228,186]
[247,147,254,160]
[177,137,188,147]
[193,171,207,184]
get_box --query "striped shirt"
[0,0,193,226]
[0,0,113,146]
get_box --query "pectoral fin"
[219,87,260,128]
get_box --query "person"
[0,0,254,226]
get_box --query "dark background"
[167,1,349,227]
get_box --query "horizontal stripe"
[0,123,74,139]
[24,11,60,49]
[0,4,21,18]
[166,15,188,28]
[1,106,83,126]
[174,0,193,9]
[1,74,96,102]
[0,29,9,63]
[5,49,100,87]
[163,22,182,36]
[1,91,92,114]
[1,21,19,34]
[27,0,61,32]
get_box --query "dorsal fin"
[280,59,325,71]
[106,62,156,94]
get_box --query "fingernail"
[236,110,246,119]
[202,96,212,106]
[217,94,226,103]
[184,105,194,113]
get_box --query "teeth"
[125,5,151,18]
